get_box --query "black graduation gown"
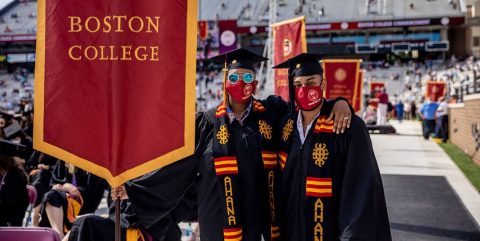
[125,96,289,241]
[39,161,107,230]
[26,151,58,206]
[277,101,391,241]
[0,166,29,226]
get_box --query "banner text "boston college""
[67,16,161,61]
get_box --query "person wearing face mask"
[273,53,391,241]
[74,48,353,241]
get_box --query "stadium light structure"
[426,41,449,52]
[355,44,378,54]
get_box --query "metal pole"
[115,198,121,241]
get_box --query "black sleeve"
[124,112,212,229]
[337,116,392,241]
[264,95,289,119]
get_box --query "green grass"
[439,142,480,192]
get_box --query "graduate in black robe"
[123,49,353,241]
[26,151,58,226]
[68,49,352,241]
[39,160,107,238]
[273,53,391,241]
[0,139,29,226]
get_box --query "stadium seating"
[199,0,464,25]
[0,0,36,35]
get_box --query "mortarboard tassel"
[223,55,228,109]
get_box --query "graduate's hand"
[63,183,81,197]
[37,164,49,170]
[111,185,129,200]
[328,100,352,134]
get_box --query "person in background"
[0,139,29,227]
[377,88,389,125]
[418,96,439,140]
[39,161,107,239]
[404,101,412,120]
[436,96,449,143]
[395,100,405,123]
[411,101,417,120]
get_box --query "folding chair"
[24,185,37,227]
[0,227,60,241]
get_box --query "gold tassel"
[223,58,228,109]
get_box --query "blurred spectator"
[436,96,449,143]
[0,140,29,227]
[418,96,439,140]
[377,88,389,125]
[395,101,405,123]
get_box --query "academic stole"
[213,99,281,241]
[279,112,335,241]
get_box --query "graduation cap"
[209,48,268,107]
[273,53,324,110]
[0,110,14,120]
[0,139,27,156]
[4,122,22,139]
[209,48,268,72]
[273,53,323,77]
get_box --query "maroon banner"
[218,20,237,53]
[426,81,446,101]
[34,0,197,187]
[322,60,362,111]
[198,20,208,41]
[272,17,307,101]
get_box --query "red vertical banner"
[272,16,307,101]
[34,0,197,187]
[322,59,362,111]
[353,70,364,113]
[198,20,208,41]
[426,81,446,101]
[370,82,386,97]
[369,82,385,108]
[218,20,238,54]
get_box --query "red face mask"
[295,86,323,111]
[226,81,256,103]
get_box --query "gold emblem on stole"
[216,124,230,144]
[312,143,329,167]
[282,119,294,142]
[259,120,273,140]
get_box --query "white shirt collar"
[296,110,321,145]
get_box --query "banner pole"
[115,198,121,241]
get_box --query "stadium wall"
[449,94,480,165]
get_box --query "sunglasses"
[228,73,255,84]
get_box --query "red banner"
[198,20,208,41]
[272,16,307,101]
[368,82,385,108]
[370,82,386,97]
[322,59,362,112]
[426,81,446,101]
[34,0,197,187]
[218,20,237,54]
